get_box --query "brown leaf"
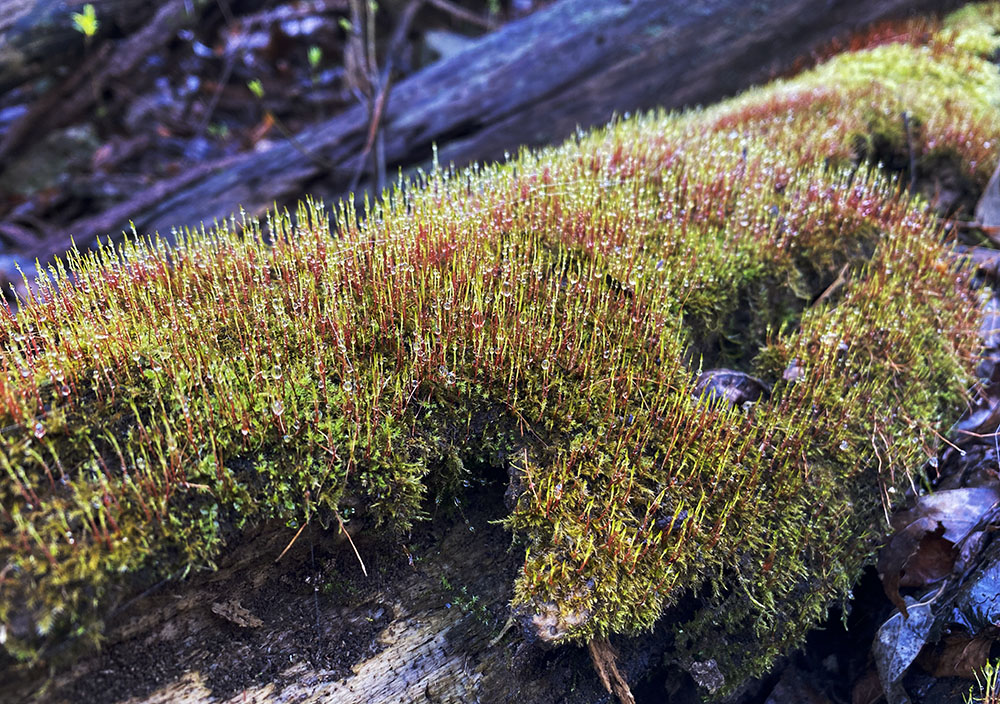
[878,487,1000,616]
[915,633,992,679]
[851,668,884,704]
[897,527,956,588]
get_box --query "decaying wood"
[0,488,682,704]
[13,0,963,273]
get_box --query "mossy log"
[3,4,1000,704]
[17,0,964,270]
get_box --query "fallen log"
[2,4,996,704]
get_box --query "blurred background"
[0,0,957,299]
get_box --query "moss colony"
[3,3,1000,695]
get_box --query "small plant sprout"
[71,3,99,39]
[969,660,1000,704]
[308,45,323,69]
[1,3,1000,696]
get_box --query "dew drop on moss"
[271,399,285,416]
[33,422,45,439]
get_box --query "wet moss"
[2,4,999,697]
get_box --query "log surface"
[1,485,680,704]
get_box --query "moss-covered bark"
[2,3,1000,698]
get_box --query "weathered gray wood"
[21,0,963,268]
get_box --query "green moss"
[2,5,999,697]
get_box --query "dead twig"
[275,521,309,563]
[902,110,917,192]
[335,510,368,577]
[587,638,636,704]
[347,0,425,195]
[427,0,498,30]
[0,0,191,165]
[813,262,850,306]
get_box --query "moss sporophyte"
[2,3,1000,695]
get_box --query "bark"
[20,0,964,268]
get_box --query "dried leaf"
[874,599,934,704]
[878,487,1000,615]
[851,668,884,704]
[914,633,992,679]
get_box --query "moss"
[2,4,999,697]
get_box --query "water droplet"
[60,384,71,397]
[19,367,30,379]
[541,359,550,370]
[283,434,291,443]
[446,372,456,385]
[839,440,849,451]
[272,364,283,380]
[271,399,285,416]
[33,422,45,439]
[342,380,353,393]
[928,456,939,468]
[241,426,250,436]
